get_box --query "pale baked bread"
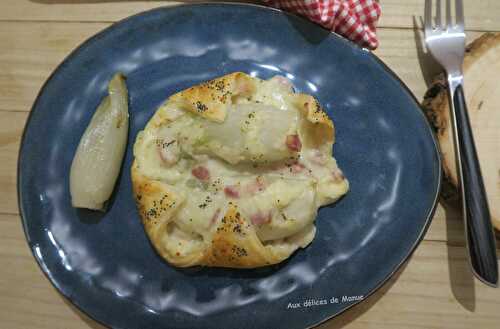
[131,72,349,268]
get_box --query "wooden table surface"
[1,1,499,328]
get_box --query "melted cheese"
[134,75,349,254]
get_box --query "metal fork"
[424,0,498,287]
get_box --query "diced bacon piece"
[286,134,302,152]
[191,166,210,181]
[250,211,272,226]
[210,208,221,225]
[290,163,305,173]
[224,186,240,198]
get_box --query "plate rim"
[17,3,443,329]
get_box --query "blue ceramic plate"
[18,4,441,329]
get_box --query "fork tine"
[435,0,442,28]
[446,0,453,28]
[424,0,433,35]
[456,0,464,28]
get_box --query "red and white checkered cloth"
[263,0,381,49]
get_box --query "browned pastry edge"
[131,72,337,267]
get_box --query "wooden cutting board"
[423,32,500,231]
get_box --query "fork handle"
[451,83,498,286]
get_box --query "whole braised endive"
[70,73,129,210]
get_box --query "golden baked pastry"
[131,72,349,268]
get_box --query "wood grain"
[373,28,482,102]
[379,0,500,32]
[0,0,256,23]
[0,21,482,113]
[0,108,466,244]
[2,1,500,328]
[0,21,111,112]
[0,111,27,215]
[423,33,500,230]
[0,22,488,242]
[1,213,498,329]
[1,0,500,32]
[0,214,106,329]
[0,0,184,22]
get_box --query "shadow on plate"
[62,296,108,329]
[60,255,409,329]
[284,11,331,45]
[167,251,292,280]
[76,208,105,225]
[183,260,291,279]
